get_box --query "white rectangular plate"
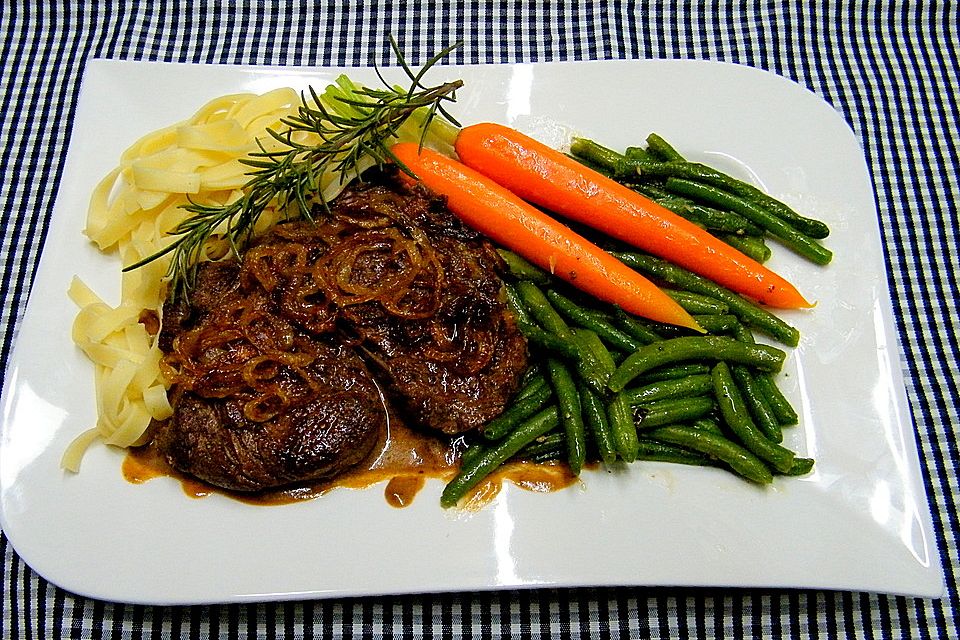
[0,59,944,604]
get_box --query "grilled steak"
[253,178,529,434]
[154,263,387,492]
[156,171,528,491]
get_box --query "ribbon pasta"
[63,88,303,471]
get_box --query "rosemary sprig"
[125,40,463,302]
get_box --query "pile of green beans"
[440,133,828,508]
[568,133,832,266]
[440,254,814,508]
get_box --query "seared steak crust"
[155,263,386,492]
[157,172,527,491]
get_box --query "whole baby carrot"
[453,123,811,309]
[390,142,700,330]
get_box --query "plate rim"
[0,57,944,604]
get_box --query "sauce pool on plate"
[123,415,578,508]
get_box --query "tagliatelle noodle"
[63,88,305,472]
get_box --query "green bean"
[565,151,617,178]
[573,327,617,374]
[607,391,640,462]
[528,447,567,463]
[691,206,765,236]
[579,383,618,465]
[645,133,686,162]
[513,315,582,360]
[655,197,697,216]
[612,252,800,346]
[496,249,551,285]
[515,432,566,460]
[646,425,773,484]
[459,440,488,469]
[506,283,580,360]
[503,283,534,324]
[514,281,574,339]
[635,363,712,383]
[719,233,772,263]
[631,183,695,212]
[629,159,830,239]
[507,285,577,355]
[691,314,739,334]
[608,336,786,392]
[635,396,716,429]
[547,358,587,475]
[568,137,632,177]
[611,308,663,345]
[547,289,643,352]
[634,184,764,235]
[441,406,560,507]
[665,178,832,265]
[731,320,756,344]
[690,417,725,435]
[569,139,830,239]
[514,370,547,402]
[711,362,795,473]
[573,328,617,383]
[570,328,613,393]
[755,373,799,425]
[624,374,714,406]
[624,145,655,161]
[731,365,783,443]
[634,439,714,466]
[782,457,815,476]
[518,362,544,387]
[483,378,553,441]
[664,290,730,315]
[647,195,701,220]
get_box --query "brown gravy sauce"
[123,415,578,509]
[455,460,579,511]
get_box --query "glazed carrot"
[390,142,700,330]
[453,123,811,309]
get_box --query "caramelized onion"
[328,230,424,300]
[165,181,507,416]
[242,355,283,387]
[421,316,498,375]
[243,392,288,422]
[193,368,247,398]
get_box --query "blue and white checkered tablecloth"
[1,1,957,637]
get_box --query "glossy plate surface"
[0,59,944,604]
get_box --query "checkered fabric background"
[1,1,957,637]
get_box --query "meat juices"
[155,172,528,492]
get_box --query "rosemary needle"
[126,40,463,303]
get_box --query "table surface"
[0,2,957,637]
